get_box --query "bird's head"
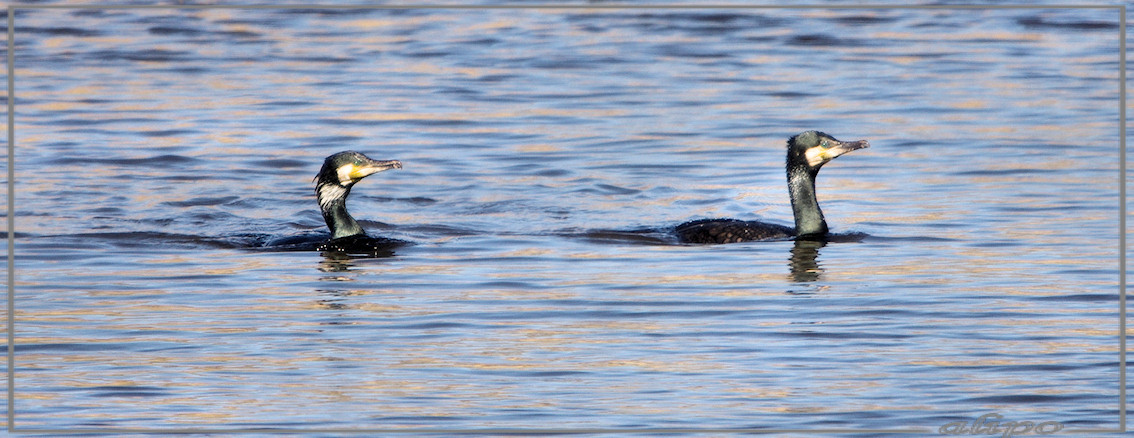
[786,130,869,173]
[315,151,402,188]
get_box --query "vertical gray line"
[1119,4,1127,434]
[5,5,13,433]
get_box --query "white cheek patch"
[805,147,828,167]
[337,164,356,186]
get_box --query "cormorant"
[314,151,404,253]
[675,131,869,244]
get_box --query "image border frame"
[4,3,1126,435]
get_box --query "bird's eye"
[820,140,829,147]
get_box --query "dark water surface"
[4,4,1124,434]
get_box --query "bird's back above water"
[674,218,795,244]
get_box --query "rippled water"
[4,4,1125,434]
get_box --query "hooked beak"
[352,159,402,180]
[828,139,870,159]
[805,139,869,168]
[333,158,402,186]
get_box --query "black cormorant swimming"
[314,151,404,253]
[675,131,869,244]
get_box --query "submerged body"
[313,151,406,254]
[675,131,869,244]
[316,233,405,254]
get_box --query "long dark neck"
[787,165,827,236]
[317,182,365,239]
